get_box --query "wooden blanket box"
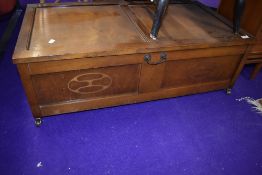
[13,1,253,126]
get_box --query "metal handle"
[144,52,167,65]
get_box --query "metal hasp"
[144,52,167,65]
[150,0,170,40]
[233,0,245,34]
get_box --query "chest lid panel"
[13,3,252,63]
[30,5,143,56]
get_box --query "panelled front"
[162,55,241,88]
[139,48,244,93]
[26,47,245,116]
[31,64,141,106]
[30,48,244,105]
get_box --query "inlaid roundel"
[67,73,112,94]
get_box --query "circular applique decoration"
[68,73,112,94]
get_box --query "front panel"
[162,55,241,89]
[32,64,140,105]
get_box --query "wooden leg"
[233,0,245,34]
[250,63,262,80]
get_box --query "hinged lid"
[13,2,253,63]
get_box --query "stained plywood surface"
[130,4,236,42]
[29,5,143,56]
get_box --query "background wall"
[199,0,220,7]
[16,0,221,8]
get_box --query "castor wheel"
[35,118,42,127]
[226,88,232,95]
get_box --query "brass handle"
[144,52,167,65]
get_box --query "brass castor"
[226,88,232,95]
[35,118,42,127]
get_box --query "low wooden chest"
[13,2,252,125]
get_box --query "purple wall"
[18,0,221,8]
[198,0,220,7]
